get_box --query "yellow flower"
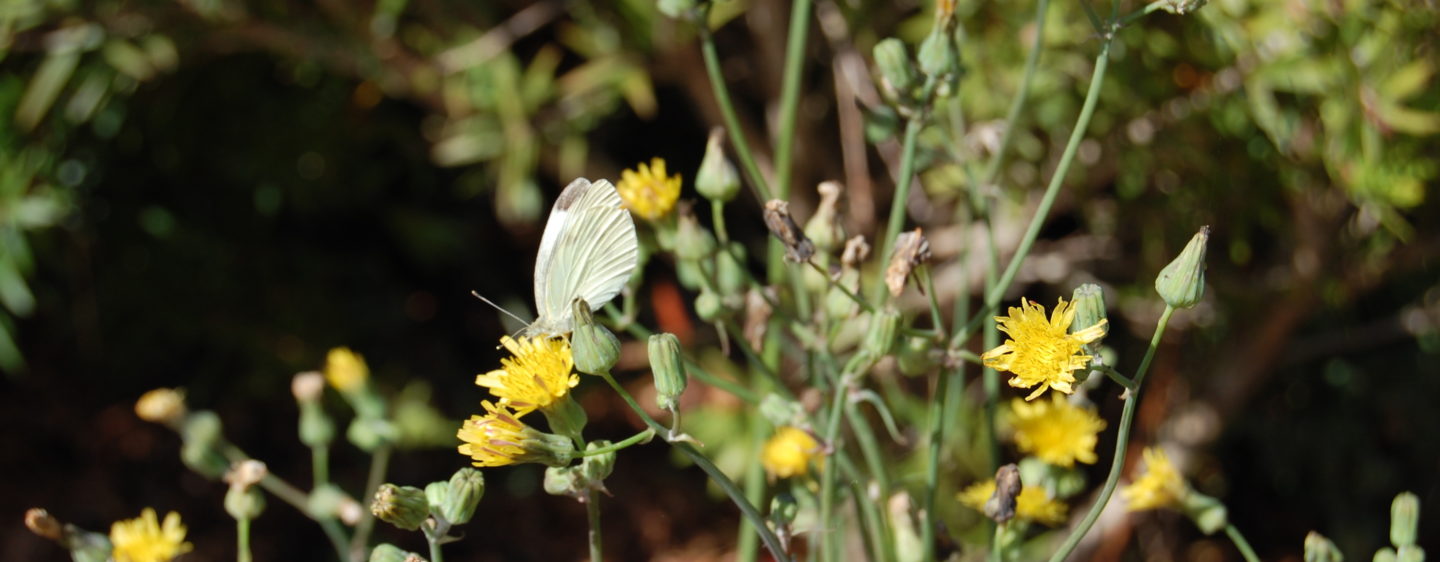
[134,388,186,425]
[617,157,681,220]
[1122,447,1188,511]
[109,508,193,562]
[980,297,1107,400]
[456,401,571,467]
[958,480,1068,526]
[1008,394,1107,467]
[761,426,822,479]
[324,347,369,393]
[474,336,577,414]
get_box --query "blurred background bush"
[2,0,1437,559]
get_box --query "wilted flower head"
[456,401,573,468]
[761,426,822,479]
[135,388,186,425]
[1009,395,1107,468]
[474,336,576,414]
[617,158,681,220]
[109,508,193,562]
[958,479,1067,526]
[1122,447,1188,511]
[981,297,1107,400]
[324,347,369,393]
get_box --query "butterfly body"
[526,178,639,337]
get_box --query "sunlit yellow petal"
[616,157,681,221]
[981,297,1107,401]
[110,508,193,562]
[1009,395,1107,467]
[761,426,822,479]
[1122,447,1189,511]
[473,336,577,414]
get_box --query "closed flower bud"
[543,465,585,498]
[696,128,741,202]
[440,468,485,525]
[1377,549,1398,562]
[770,492,800,526]
[540,395,589,446]
[917,30,958,80]
[763,200,815,263]
[862,308,902,361]
[1303,531,1343,562]
[897,335,937,376]
[424,481,448,517]
[571,299,620,374]
[369,543,424,562]
[759,394,806,428]
[180,410,227,478]
[872,38,915,94]
[1396,545,1425,562]
[1070,284,1108,341]
[299,400,336,448]
[135,388,187,426]
[1155,226,1209,309]
[307,484,356,521]
[582,441,617,485]
[371,484,429,531]
[291,371,326,403]
[648,333,688,411]
[224,481,266,521]
[716,242,749,297]
[24,508,62,541]
[695,290,725,322]
[675,207,716,261]
[1391,492,1419,547]
[1180,490,1228,535]
[347,417,397,452]
[675,258,704,291]
[804,181,845,254]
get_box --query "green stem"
[844,399,896,562]
[989,523,1004,562]
[214,445,349,561]
[871,78,939,304]
[920,364,950,562]
[712,200,730,243]
[808,260,874,313]
[312,445,330,489]
[237,517,252,562]
[428,534,445,562]
[978,0,1050,189]
[598,371,791,562]
[951,36,1116,349]
[736,407,768,562]
[350,445,392,562]
[1116,0,1169,28]
[774,0,814,199]
[1046,307,1173,562]
[586,490,603,562]
[578,429,656,456]
[1225,523,1261,562]
[816,372,852,562]
[1096,364,1136,391]
[698,8,772,202]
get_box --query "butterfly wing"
[531,178,638,335]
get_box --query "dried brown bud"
[804,181,845,253]
[291,371,326,403]
[984,463,1022,524]
[744,288,775,352]
[841,235,871,271]
[24,508,62,541]
[224,459,269,490]
[763,200,815,263]
[885,229,932,297]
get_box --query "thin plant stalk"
[816,371,854,562]
[872,78,939,304]
[216,444,350,560]
[844,399,896,562]
[697,8,772,202]
[237,517,252,562]
[586,489,603,562]
[774,0,814,199]
[1046,306,1173,562]
[1225,523,1261,562]
[977,0,1051,189]
[735,409,768,562]
[311,445,330,489]
[350,445,392,562]
[919,364,950,562]
[577,429,656,456]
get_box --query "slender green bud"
[369,543,425,562]
[1180,490,1228,535]
[897,335,937,376]
[1303,531,1343,562]
[675,258,704,291]
[299,400,335,448]
[571,299,620,374]
[648,333,688,411]
[1071,284,1109,338]
[424,481,448,518]
[540,394,589,446]
[1395,545,1424,562]
[582,440,617,485]
[1391,492,1420,547]
[371,484,429,531]
[696,128,740,202]
[543,465,585,498]
[180,410,227,478]
[675,208,716,261]
[63,528,113,562]
[716,242,749,297]
[695,290,725,322]
[873,38,915,94]
[1155,226,1210,309]
[1376,548,1398,562]
[862,308,902,361]
[441,468,485,525]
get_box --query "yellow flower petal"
[616,157,681,221]
[981,297,1107,400]
[473,336,576,414]
[957,479,1068,526]
[1121,447,1189,511]
[1009,394,1107,468]
[110,508,193,562]
[761,426,822,479]
[456,401,533,467]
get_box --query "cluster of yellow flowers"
[457,336,577,467]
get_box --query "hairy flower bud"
[648,333,688,411]
[872,38,915,95]
[696,128,741,202]
[1391,492,1420,547]
[1155,226,1209,309]
[543,465,585,498]
[862,308,902,361]
[1303,531,1342,562]
[571,299,620,375]
[369,543,424,562]
[675,206,717,261]
[582,440,617,486]
[371,484,429,531]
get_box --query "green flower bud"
[62,528,113,562]
[696,128,741,203]
[225,484,266,521]
[540,394,588,446]
[917,30,957,79]
[441,468,485,526]
[759,394,806,427]
[804,181,844,254]
[1071,284,1108,339]
[716,243,749,297]
[371,484,429,531]
[369,543,424,562]
[648,333,688,411]
[424,481,448,517]
[582,440,617,485]
[571,299,621,374]
[543,465,585,498]
[675,209,716,261]
[347,416,397,452]
[897,335,937,377]
[180,410,227,478]
[1391,492,1420,547]
[299,400,335,448]
[675,258,704,291]
[872,38,915,94]
[1303,531,1343,562]
[1155,226,1210,309]
[1180,490,1228,535]
[861,308,902,361]
[695,290,725,322]
[1396,545,1425,562]
[770,491,799,526]
[1376,548,1398,562]
[307,484,354,521]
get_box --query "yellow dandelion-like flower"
[324,347,369,393]
[474,336,577,414]
[456,400,575,467]
[134,388,187,425]
[617,157,681,220]
[1122,447,1188,511]
[1008,394,1107,467]
[761,426,822,479]
[958,480,1068,526]
[980,297,1107,400]
[109,508,193,562]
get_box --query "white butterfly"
[523,177,639,337]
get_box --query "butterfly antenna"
[470,291,531,325]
